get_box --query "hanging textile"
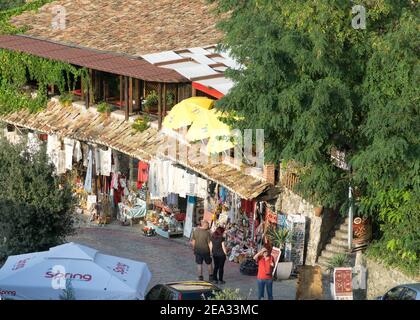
[57,149,66,175]
[186,173,197,196]
[82,144,89,167]
[100,148,112,176]
[148,161,156,199]
[74,141,83,162]
[137,161,149,189]
[166,193,179,207]
[47,135,59,166]
[196,178,208,199]
[95,147,101,175]
[241,199,256,216]
[64,138,75,171]
[27,132,41,156]
[219,186,228,203]
[84,149,93,193]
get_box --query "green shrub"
[97,102,113,114]
[132,115,150,133]
[144,91,158,111]
[326,253,352,272]
[0,138,75,260]
[209,288,244,300]
[59,92,73,107]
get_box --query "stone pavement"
[68,221,297,300]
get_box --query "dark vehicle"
[145,281,221,300]
[376,283,420,300]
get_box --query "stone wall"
[365,257,419,299]
[275,188,338,266]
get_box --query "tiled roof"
[0,35,188,82]
[0,100,271,199]
[10,0,223,57]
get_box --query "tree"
[209,0,417,208]
[209,0,419,274]
[0,137,75,261]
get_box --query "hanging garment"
[84,149,93,193]
[197,178,208,199]
[57,149,66,175]
[167,164,176,194]
[186,173,197,196]
[148,161,155,199]
[137,161,149,189]
[167,193,179,207]
[111,150,120,173]
[64,138,75,171]
[219,186,228,203]
[47,135,59,165]
[100,148,112,177]
[74,141,83,162]
[241,199,256,215]
[27,132,41,156]
[95,147,101,175]
[178,169,188,198]
[82,144,89,167]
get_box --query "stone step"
[320,249,345,260]
[325,243,348,254]
[338,223,350,232]
[330,237,348,248]
[333,229,348,240]
[316,256,331,268]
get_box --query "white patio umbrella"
[0,242,152,300]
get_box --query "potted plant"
[166,92,176,107]
[314,206,324,217]
[97,102,113,117]
[132,115,151,133]
[143,91,158,113]
[266,225,293,280]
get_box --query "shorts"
[195,252,212,265]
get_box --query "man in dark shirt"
[192,220,213,281]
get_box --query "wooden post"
[192,86,197,97]
[175,84,179,103]
[119,75,123,107]
[158,83,162,129]
[135,79,141,112]
[163,83,167,117]
[129,77,133,115]
[89,69,94,105]
[124,76,129,121]
[81,75,85,101]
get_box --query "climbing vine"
[0,49,88,114]
[0,0,88,115]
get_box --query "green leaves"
[0,138,75,260]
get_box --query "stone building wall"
[275,188,338,265]
[365,257,419,299]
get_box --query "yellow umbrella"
[162,97,214,129]
[186,109,232,141]
[206,135,236,154]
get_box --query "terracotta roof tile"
[11,0,223,56]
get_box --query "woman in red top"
[253,246,275,300]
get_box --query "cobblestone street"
[68,222,297,300]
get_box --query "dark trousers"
[213,255,226,281]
